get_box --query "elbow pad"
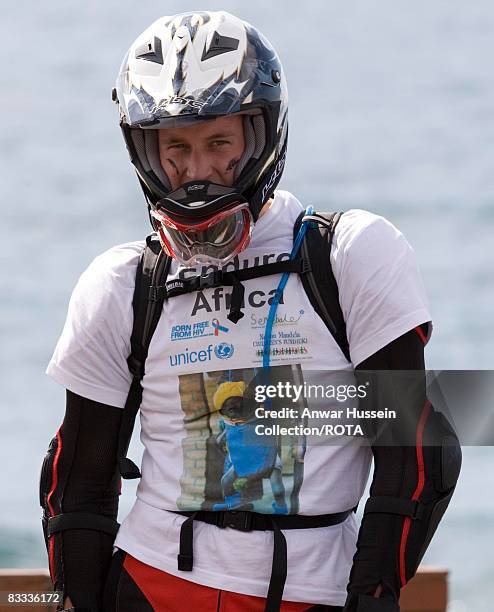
[364,404,462,583]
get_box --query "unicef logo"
[215,342,235,360]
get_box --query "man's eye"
[211,140,230,148]
[168,143,187,151]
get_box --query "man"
[40,11,460,612]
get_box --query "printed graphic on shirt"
[168,341,236,367]
[249,309,305,330]
[176,251,292,281]
[176,365,307,514]
[170,318,230,342]
[252,323,310,363]
[190,286,283,317]
[169,251,292,319]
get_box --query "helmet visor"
[151,203,252,266]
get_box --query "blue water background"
[1,2,493,610]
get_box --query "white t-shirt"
[47,190,431,606]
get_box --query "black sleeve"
[356,325,426,371]
[40,390,123,611]
[344,328,461,612]
[345,330,425,611]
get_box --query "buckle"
[199,269,223,289]
[217,511,253,532]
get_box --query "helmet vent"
[135,37,163,64]
[201,31,240,61]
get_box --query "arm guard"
[343,327,462,611]
[40,391,123,611]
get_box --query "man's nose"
[184,149,214,182]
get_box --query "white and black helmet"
[114,11,288,222]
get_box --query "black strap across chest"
[165,257,310,297]
[163,257,310,323]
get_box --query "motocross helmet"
[114,11,288,265]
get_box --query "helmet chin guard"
[155,181,247,220]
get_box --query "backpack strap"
[117,234,171,479]
[294,211,351,362]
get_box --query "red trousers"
[102,549,343,611]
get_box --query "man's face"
[158,115,245,190]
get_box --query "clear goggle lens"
[150,203,253,266]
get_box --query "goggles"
[150,202,253,266]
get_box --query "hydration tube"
[262,206,314,373]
